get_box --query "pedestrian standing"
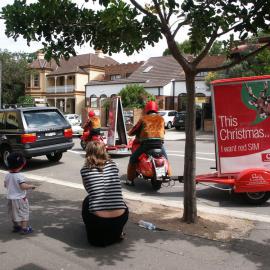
[4,152,35,234]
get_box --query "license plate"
[45,132,56,137]
[156,166,166,177]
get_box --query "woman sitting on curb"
[81,141,128,246]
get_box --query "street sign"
[107,96,128,147]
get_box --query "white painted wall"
[144,87,160,96]
[174,80,210,96]
[163,83,172,96]
[75,74,88,92]
[86,83,127,98]
[86,79,210,98]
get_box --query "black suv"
[173,110,202,130]
[0,107,74,167]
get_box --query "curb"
[122,190,270,223]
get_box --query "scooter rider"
[83,110,101,140]
[126,100,169,186]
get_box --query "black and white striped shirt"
[80,161,126,212]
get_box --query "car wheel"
[167,121,172,129]
[46,152,63,162]
[1,146,12,168]
[241,191,270,205]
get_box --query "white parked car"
[64,114,81,125]
[158,110,177,129]
[70,123,83,136]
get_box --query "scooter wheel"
[80,140,87,150]
[151,178,162,191]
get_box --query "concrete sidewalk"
[1,177,270,270]
[165,129,214,141]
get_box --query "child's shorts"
[8,198,29,222]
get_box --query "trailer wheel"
[242,192,270,205]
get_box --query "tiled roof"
[87,55,226,87]
[129,56,186,87]
[196,55,227,69]
[29,53,118,76]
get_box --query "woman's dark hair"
[85,141,110,171]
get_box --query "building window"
[143,66,153,73]
[26,74,31,87]
[33,74,40,87]
[90,94,98,108]
[110,74,121,81]
[59,76,65,85]
[178,93,187,111]
[196,71,208,77]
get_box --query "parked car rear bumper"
[19,142,74,157]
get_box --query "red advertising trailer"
[196,75,270,204]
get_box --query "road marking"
[0,169,269,223]
[168,154,215,161]
[68,150,83,155]
[167,150,215,155]
[68,150,215,161]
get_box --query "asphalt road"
[1,131,268,218]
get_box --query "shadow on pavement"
[0,188,270,269]
[15,264,47,270]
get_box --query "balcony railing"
[46,85,75,93]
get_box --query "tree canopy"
[163,40,226,56]
[2,0,270,223]
[0,50,32,105]
[17,95,34,106]
[119,84,154,109]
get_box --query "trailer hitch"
[170,176,184,183]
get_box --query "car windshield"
[23,110,67,128]
[158,112,166,116]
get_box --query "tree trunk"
[182,72,197,223]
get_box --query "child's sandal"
[21,226,33,235]
[12,225,22,233]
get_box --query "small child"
[4,152,35,234]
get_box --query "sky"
[0,0,188,63]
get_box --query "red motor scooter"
[131,140,170,191]
[80,130,107,150]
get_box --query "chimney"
[95,49,104,58]
[36,50,45,60]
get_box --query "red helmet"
[88,110,95,117]
[145,100,158,114]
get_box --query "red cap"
[88,111,95,117]
[145,101,158,114]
